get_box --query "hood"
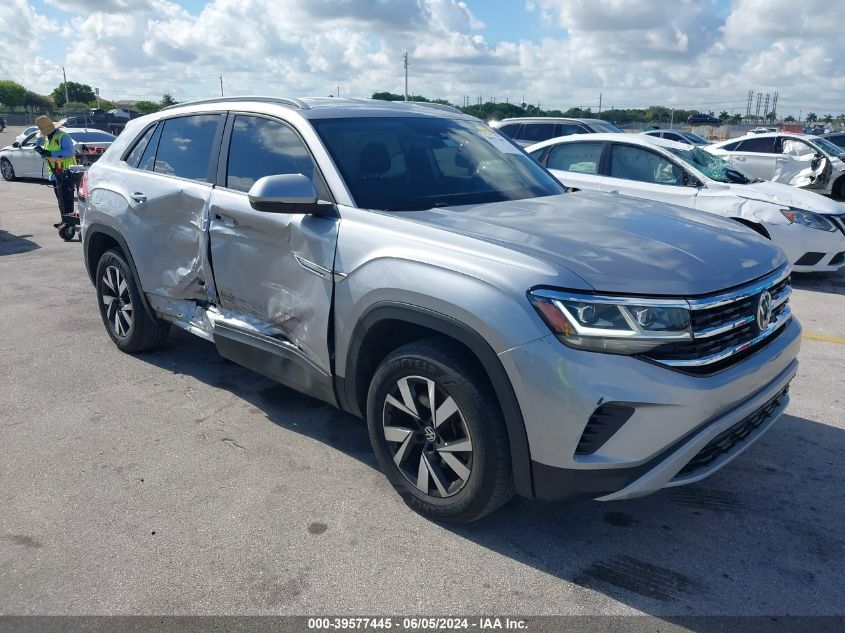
[402,191,786,296]
[713,180,845,215]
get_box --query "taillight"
[81,171,89,200]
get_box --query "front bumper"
[499,317,801,501]
[767,222,845,272]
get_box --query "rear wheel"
[0,158,15,181]
[95,248,170,353]
[366,339,514,523]
[58,224,75,241]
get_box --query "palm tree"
[806,112,818,123]
[784,115,796,123]
[719,110,729,122]
[823,114,833,123]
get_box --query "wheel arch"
[84,222,158,321]
[338,302,534,498]
[731,216,771,239]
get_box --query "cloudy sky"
[1,0,842,117]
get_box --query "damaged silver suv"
[81,97,800,523]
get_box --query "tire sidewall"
[1,158,14,181]
[95,249,145,351]
[366,350,504,522]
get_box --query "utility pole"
[403,52,409,101]
[219,76,224,97]
[598,92,602,117]
[95,87,100,109]
[670,107,674,128]
[337,85,340,99]
[62,66,69,105]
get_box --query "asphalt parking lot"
[1,125,844,621]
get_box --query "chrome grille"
[645,266,792,373]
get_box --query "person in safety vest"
[33,115,77,227]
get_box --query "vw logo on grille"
[756,290,773,331]
[424,426,437,442]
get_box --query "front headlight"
[528,290,692,354]
[780,208,836,232]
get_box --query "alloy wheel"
[101,265,133,337]
[0,160,13,180]
[382,375,473,498]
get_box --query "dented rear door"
[121,114,224,301]
[208,114,339,381]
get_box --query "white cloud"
[0,0,842,116]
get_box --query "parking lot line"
[803,331,845,345]
[2,193,55,206]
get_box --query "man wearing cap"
[34,115,77,225]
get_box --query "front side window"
[152,115,221,181]
[545,142,603,175]
[781,138,815,158]
[496,123,521,138]
[67,131,116,143]
[310,116,564,211]
[225,115,319,193]
[558,124,588,137]
[609,144,684,185]
[587,121,623,133]
[663,132,683,142]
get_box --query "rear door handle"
[130,192,147,203]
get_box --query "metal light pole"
[62,66,69,106]
[403,52,409,101]
[219,76,224,97]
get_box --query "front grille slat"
[644,266,792,375]
[676,385,789,477]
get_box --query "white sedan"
[14,126,38,145]
[527,133,845,273]
[706,132,845,199]
[0,127,115,181]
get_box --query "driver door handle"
[130,192,147,203]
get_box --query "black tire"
[0,158,15,182]
[58,224,75,241]
[366,338,514,523]
[95,248,170,353]
[836,177,845,201]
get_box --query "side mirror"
[247,174,333,215]
[12,142,20,148]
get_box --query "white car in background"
[527,133,845,272]
[0,127,115,181]
[706,133,845,199]
[14,126,38,145]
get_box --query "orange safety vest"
[41,131,77,176]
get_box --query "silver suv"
[80,97,800,522]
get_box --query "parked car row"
[0,127,116,181]
[70,97,803,522]
[526,133,845,272]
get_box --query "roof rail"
[160,96,310,111]
[400,101,462,114]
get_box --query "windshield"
[589,121,623,133]
[680,131,709,144]
[810,136,844,157]
[668,146,754,183]
[310,117,564,211]
[67,131,116,143]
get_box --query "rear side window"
[557,124,588,137]
[225,115,320,193]
[663,132,683,142]
[124,125,156,168]
[610,144,684,185]
[520,123,557,142]
[68,131,115,143]
[736,136,776,153]
[546,143,603,175]
[152,115,221,181]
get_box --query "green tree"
[0,80,27,108]
[135,100,161,114]
[51,82,96,108]
[160,93,178,107]
[805,112,817,123]
[61,101,88,115]
[23,90,52,111]
[822,113,833,123]
[729,113,743,124]
[718,110,729,122]
[783,115,796,123]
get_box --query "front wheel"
[95,248,170,353]
[366,339,514,523]
[0,158,15,181]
